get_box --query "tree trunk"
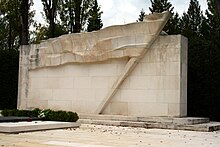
[216,0,220,17]
[50,15,55,37]
[74,0,81,33]
[20,0,29,45]
[8,20,12,50]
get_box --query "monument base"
[79,114,220,132]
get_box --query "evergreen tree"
[181,0,203,37]
[182,0,214,119]
[137,9,145,22]
[196,0,220,120]
[149,0,174,13]
[87,0,103,32]
[149,0,180,34]
[166,12,181,34]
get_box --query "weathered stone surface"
[28,12,170,69]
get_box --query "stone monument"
[18,11,187,117]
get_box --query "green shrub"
[30,108,41,117]
[1,108,79,122]
[40,109,79,122]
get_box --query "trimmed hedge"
[1,108,79,122]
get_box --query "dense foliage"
[87,0,103,32]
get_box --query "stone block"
[164,90,180,103]
[94,88,109,101]
[29,68,48,78]
[27,99,48,109]
[141,62,161,76]
[76,88,95,100]
[52,89,76,100]
[30,78,48,89]
[163,76,180,90]
[74,77,91,88]
[89,64,118,76]
[28,90,40,100]
[58,77,74,89]
[48,100,72,111]
[161,49,180,62]
[109,102,128,115]
[40,89,53,100]
[160,62,180,76]
[120,89,158,103]
[46,78,59,89]
[47,67,64,77]
[141,47,161,63]
[168,103,180,116]
[130,76,163,90]
[91,77,109,88]
[128,103,168,116]
[63,64,89,77]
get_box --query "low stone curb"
[0,121,80,133]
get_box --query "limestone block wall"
[19,35,187,117]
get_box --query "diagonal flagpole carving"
[95,11,171,114]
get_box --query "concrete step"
[78,114,220,132]
[79,114,209,125]
[78,118,220,132]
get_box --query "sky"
[33,0,208,28]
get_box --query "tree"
[166,12,181,34]
[0,0,34,109]
[0,13,8,50]
[87,0,103,32]
[182,0,218,119]
[137,9,145,22]
[0,0,34,48]
[0,0,21,50]
[149,0,174,13]
[59,0,93,33]
[215,0,220,17]
[195,0,220,120]
[32,22,67,43]
[20,0,29,45]
[41,0,59,38]
[149,0,180,34]
[181,0,203,37]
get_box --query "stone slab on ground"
[0,124,220,147]
[0,121,80,133]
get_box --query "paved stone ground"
[0,124,220,147]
